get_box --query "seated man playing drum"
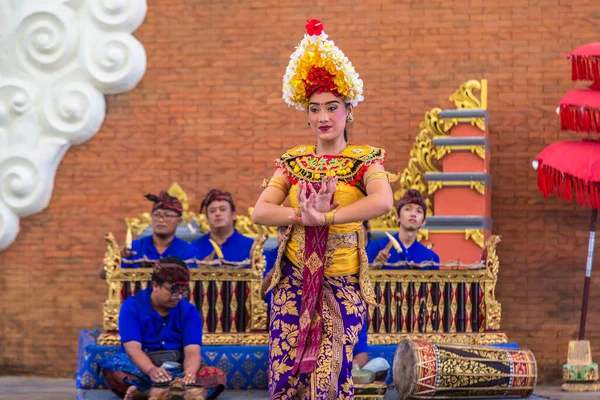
[367,189,440,269]
[101,257,225,400]
[353,321,390,382]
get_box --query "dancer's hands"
[309,176,339,213]
[289,178,339,226]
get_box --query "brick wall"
[0,0,598,382]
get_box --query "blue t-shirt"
[366,233,440,269]
[192,230,254,263]
[262,247,279,313]
[122,236,196,268]
[118,287,202,352]
[353,320,369,357]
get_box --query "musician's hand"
[182,369,197,385]
[148,366,172,383]
[373,242,393,265]
[120,246,137,258]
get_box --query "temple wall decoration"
[0,0,148,251]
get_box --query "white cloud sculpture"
[0,0,147,250]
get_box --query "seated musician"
[352,322,390,382]
[366,189,439,269]
[99,191,195,279]
[192,189,254,263]
[101,257,225,400]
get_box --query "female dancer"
[253,19,395,399]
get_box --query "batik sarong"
[268,260,366,399]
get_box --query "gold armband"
[293,207,302,217]
[364,171,391,186]
[324,209,339,226]
[266,176,291,194]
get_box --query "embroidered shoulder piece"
[276,145,386,186]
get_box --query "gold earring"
[307,121,311,126]
[347,115,354,122]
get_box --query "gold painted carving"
[395,79,487,214]
[450,79,488,110]
[465,229,485,249]
[370,210,399,229]
[448,79,487,131]
[367,332,507,346]
[435,145,487,160]
[427,180,486,196]
[483,235,502,330]
[561,383,600,392]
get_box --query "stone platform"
[1,377,595,400]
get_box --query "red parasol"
[536,139,600,209]
[570,42,600,83]
[535,43,600,341]
[535,139,599,340]
[560,90,600,134]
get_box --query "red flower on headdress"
[305,19,324,36]
[304,66,340,99]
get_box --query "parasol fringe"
[560,104,600,134]
[538,165,600,209]
[571,56,600,83]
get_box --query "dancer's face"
[307,92,352,142]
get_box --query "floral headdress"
[282,19,364,111]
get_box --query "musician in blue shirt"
[192,189,254,263]
[99,191,195,279]
[122,192,195,269]
[366,189,439,269]
[104,257,205,399]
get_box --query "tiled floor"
[1,377,599,400]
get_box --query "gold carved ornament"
[395,79,488,208]
[483,235,502,330]
[448,79,487,131]
[435,145,487,160]
[427,180,486,196]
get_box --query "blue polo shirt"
[118,287,202,352]
[262,247,279,312]
[353,321,368,357]
[366,233,440,269]
[192,230,254,263]
[122,236,196,268]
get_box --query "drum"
[393,340,537,399]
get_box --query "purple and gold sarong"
[268,225,367,399]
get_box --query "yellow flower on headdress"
[282,19,364,111]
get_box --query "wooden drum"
[393,340,537,399]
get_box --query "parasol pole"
[579,207,598,340]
